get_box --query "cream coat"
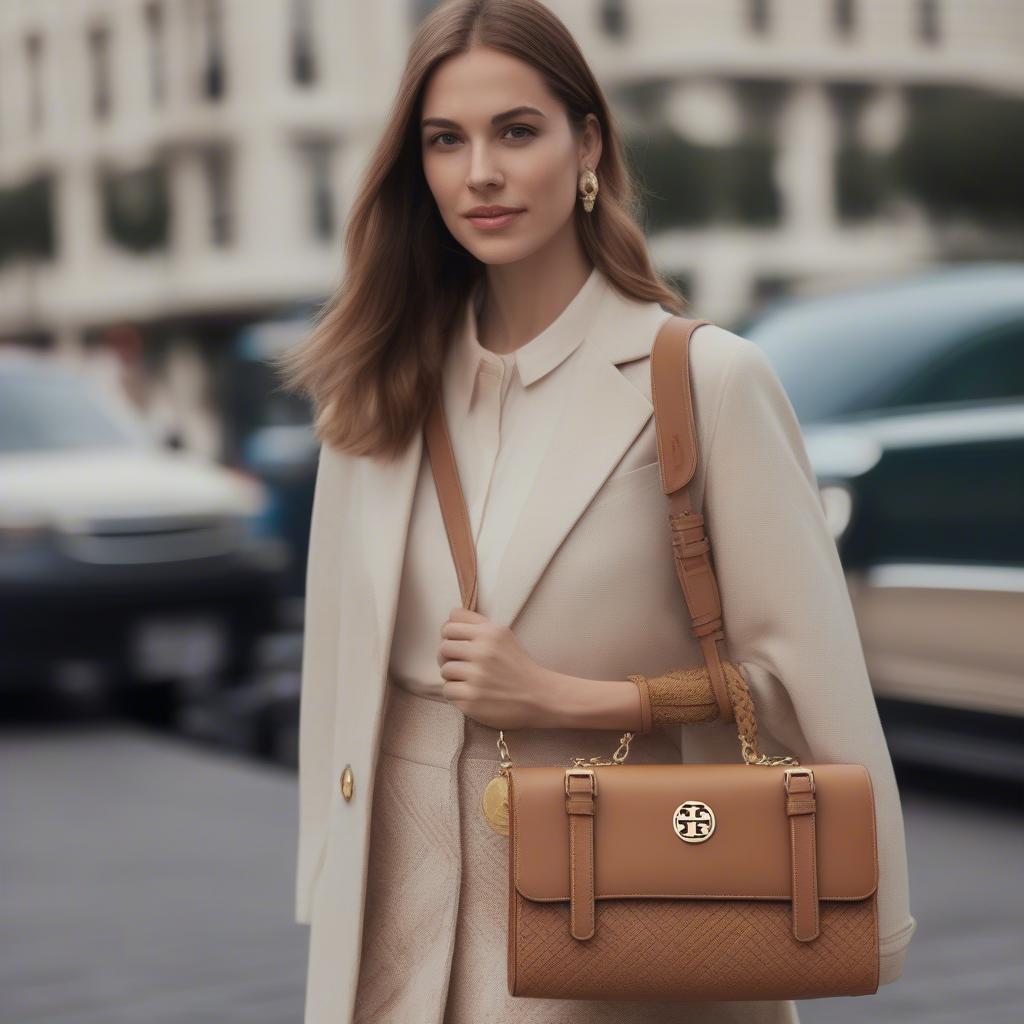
[294,281,917,1023]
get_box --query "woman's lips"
[467,210,524,230]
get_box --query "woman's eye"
[428,125,535,147]
[504,124,535,141]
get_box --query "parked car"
[0,351,289,720]
[223,315,319,598]
[175,313,320,760]
[740,262,1024,780]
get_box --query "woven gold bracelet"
[627,667,720,726]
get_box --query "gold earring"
[578,168,599,213]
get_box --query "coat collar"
[359,271,672,646]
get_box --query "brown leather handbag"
[424,314,880,1002]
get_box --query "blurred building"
[0,0,410,454]
[544,0,1024,319]
[1,0,1022,451]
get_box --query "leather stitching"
[582,814,595,939]
[811,814,820,937]
[790,808,799,939]
[569,813,577,936]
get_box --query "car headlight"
[818,483,854,543]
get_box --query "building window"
[202,147,232,247]
[833,0,856,37]
[88,23,113,120]
[25,32,44,134]
[0,174,55,263]
[746,0,771,35]
[100,163,170,252]
[599,0,628,39]
[301,140,335,242]
[753,274,795,307]
[200,0,226,100]
[917,0,940,45]
[291,0,317,85]
[145,2,167,106]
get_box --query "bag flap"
[510,762,877,902]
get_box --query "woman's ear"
[580,112,603,173]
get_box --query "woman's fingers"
[436,636,474,668]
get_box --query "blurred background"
[1,1,1021,1021]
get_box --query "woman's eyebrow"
[420,105,547,130]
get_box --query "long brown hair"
[274,0,687,461]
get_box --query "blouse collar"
[448,265,609,418]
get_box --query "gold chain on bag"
[481,684,799,835]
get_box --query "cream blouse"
[388,265,609,699]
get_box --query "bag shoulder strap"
[423,312,736,723]
[423,389,480,612]
[650,315,734,722]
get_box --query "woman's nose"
[466,146,502,190]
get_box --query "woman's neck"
[475,253,594,355]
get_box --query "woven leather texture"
[633,665,719,725]
[509,893,879,1001]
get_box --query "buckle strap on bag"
[565,768,597,941]
[785,768,820,941]
[653,318,736,725]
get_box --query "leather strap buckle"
[784,767,815,795]
[565,767,597,797]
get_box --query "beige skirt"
[352,681,801,1024]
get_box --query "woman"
[277,2,916,1022]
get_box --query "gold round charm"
[672,800,716,843]
[480,773,510,835]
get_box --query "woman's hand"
[436,607,554,728]
[436,607,647,732]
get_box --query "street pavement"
[2,722,307,1024]
[3,722,1022,1023]
[803,768,1024,1023]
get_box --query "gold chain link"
[496,729,635,771]
[497,726,799,770]
[738,731,801,766]
[568,730,634,767]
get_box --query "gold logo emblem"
[672,800,715,843]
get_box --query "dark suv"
[741,262,1024,781]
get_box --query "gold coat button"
[340,764,354,801]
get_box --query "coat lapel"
[487,288,672,627]
[356,280,672,656]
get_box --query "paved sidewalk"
[2,725,307,1024]
[800,770,1024,1024]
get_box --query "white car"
[0,351,289,719]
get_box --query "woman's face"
[419,46,601,266]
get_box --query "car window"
[882,321,1024,409]
[0,373,144,454]
[740,268,1024,423]
[740,296,962,423]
